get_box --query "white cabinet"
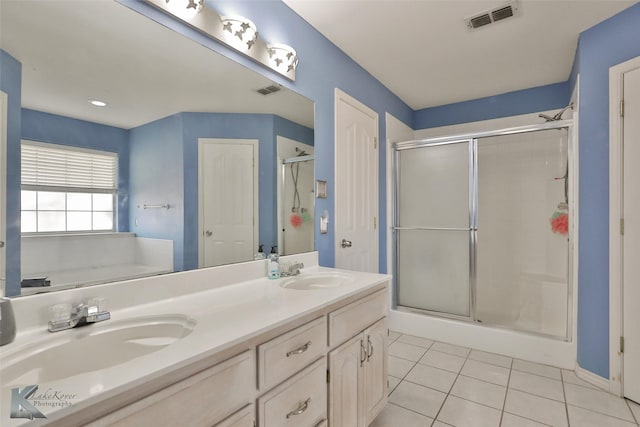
[329,317,388,427]
[81,283,389,427]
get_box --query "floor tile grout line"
[382,401,436,423]
[561,364,571,427]
[498,357,513,426]
[501,409,555,426]
[627,399,640,425]
[565,402,640,425]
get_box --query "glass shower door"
[395,140,473,317]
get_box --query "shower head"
[295,147,308,157]
[539,103,574,122]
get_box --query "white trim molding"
[609,55,640,397]
[575,364,611,392]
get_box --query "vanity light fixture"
[164,0,204,20]
[267,44,299,73]
[143,0,298,80]
[220,16,258,51]
[89,99,107,107]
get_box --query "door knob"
[0,241,4,248]
[205,230,213,237]
[341,239,352,248]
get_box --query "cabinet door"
[328,334,364,427]
[363,318,388,425]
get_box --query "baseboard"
[574,364,612,392]
[389,309,576,369]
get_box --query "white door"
[623,66,640,403]
[335,89,379,272]
[0,91,7,295]
[198,139,258,268]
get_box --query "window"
[21,141,118,233]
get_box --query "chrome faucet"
[48,298,110,332]
[280,262,305,277]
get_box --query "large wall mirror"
[0,0,315,297]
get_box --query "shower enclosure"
[393,122,572,340]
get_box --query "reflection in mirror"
[277,137,315,256]
[0,0,314,297]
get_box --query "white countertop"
[0,253,390,426]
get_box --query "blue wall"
[414,82,571,129]
[129,114,185,271]
[0,50,22,297]
[21,109,130,232]
[574,2,640,379]
[118,0,414,271]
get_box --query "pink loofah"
[550,212,568,235]
[290,214,303,228]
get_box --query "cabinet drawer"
[329,289,388,348]
[93,350,254,427]
[215,404,254,427]
[258,358,327,427]
[258,316,326,391]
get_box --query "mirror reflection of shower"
[277,137,315,256]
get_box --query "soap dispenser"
[254,244,266,260]
[267,246,280,279]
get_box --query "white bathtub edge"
[389,309,576,369]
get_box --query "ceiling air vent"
[257,85,281,95]
[466,1,520,30]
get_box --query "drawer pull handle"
[286,397,311,418]
[367,336,373,361]
[286,341,311,357]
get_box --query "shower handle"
[341,239,352,248]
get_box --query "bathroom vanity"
[0,252,390,426]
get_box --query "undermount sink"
[280,271,355,290]
[1,314,196,386]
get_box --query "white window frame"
[20,140,118,234]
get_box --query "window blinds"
[21,142,117,190]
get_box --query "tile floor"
[371,331,640,427]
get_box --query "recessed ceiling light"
[89,99,107,107]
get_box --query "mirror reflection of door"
[198,139,258,268]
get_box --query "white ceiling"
[283,0,635,110]
[0,1,314,129]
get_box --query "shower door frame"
[392,120,574,339]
